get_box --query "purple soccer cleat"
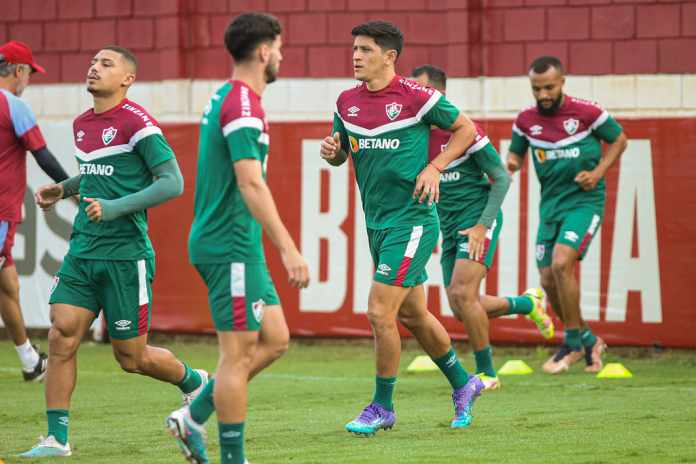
[451,375,485,428]
[345,403,396,437]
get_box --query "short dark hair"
[529,56,564,75]
[102,45,138,72]
[224,12,282,62]
[411,64,447,90]
[351,20,404,58]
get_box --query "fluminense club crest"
[102,127,117,145]
[385,102,402,121]
[563,118,579,135]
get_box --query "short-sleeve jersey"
[509,96,623,221]
[429,124,498,237]
[333,76,460,230]
[69,99,175,260]
[0,88,47,222]
[188,80,270,264]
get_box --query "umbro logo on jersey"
[385,102,402,121]
[563,118,579,135]
[102,127,118,145]
[530,125,543,136]
[76,130,85,142]
[347,106,360,117]
[377,263,392,276]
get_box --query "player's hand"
[506,156,521,175]
[575,170,601,191]
[281,247,310,289]
[413,163,441,205]
[35,184,63,210]
[458,223,487,262]
[320,132,342,161]
[84,197,103,222]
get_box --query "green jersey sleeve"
[225,123,264,163]
[332,112,349,150]
[422,94,460,130]
[473,143,511,228]
[509,125,529,156]
[592,114,623,143]
[135,132,175,169]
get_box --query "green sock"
[581,328,597,348]
[372,376,396,411]
[506,296,534,315]
[474,346,496,377]
[177,363,202,394]
[565,329,582,350]
[189,378,215,424]
[219,422,245,464]
[433,348,469,390]
[47,409,69,445]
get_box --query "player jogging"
[507,56,627,374]
[321,21,486,435]
[0,40,72,382]
[165,13,310,464]
[411,65,554,390]
[21,46,207,458]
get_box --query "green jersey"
[189,80,270,264]
[70,99,175,260]
[332,76,460,229]
[509,95,623,221]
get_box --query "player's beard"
[265,59,278,84]
[537,94,562,116]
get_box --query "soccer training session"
[0,1,694,463]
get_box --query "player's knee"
[270,333,289,360]
[551,255,574,276]
[540,270,555,291]
[47,326,80,358]
[447,284,478,311]
[366,307,396,332]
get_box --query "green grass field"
[1,338,695,464]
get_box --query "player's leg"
[0,221,46,380]
[249,305,289,380]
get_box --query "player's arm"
[320,112,349,166]
[35,174,81,210]
[575,114,628,191]
[234,159,310,289]
[30,147,70,182]
[506,124,529,174]
[459,145,512,261]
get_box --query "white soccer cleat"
[183,369,209,406]
[19,435,72,458]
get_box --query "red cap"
[0,41,45,74]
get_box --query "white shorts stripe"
[587,214,601,236]
[230,262,246,297]
[137,260,148,306]
[404,225,424,259]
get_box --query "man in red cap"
[0,40,71,381]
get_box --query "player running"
[21,46,207,458]
[506,56,627,374]
[0,40,72,382]
[411,65,554,390]
[321,21,486,435]
[165,13,309,464]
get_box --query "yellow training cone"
[406,355,439,373]
[498,360,533,375]
[596,363,633,379]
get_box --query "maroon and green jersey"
[332,76,460,230]
[189,80,270,264]
[509,95,622,221]
[70,99,174,260]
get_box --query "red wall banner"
[149,119,696,348]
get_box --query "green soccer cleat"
[524,287,555,339]
[166,407,208,464]
[19,436,72,458]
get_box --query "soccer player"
[410,64,554,389]
[0,40,72,382]
[506,56,627,374]
[20,46,207,457]
[165,13,309,464]
[321,21,486,435]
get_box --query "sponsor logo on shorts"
[80,163,114,176]
[536,244,545,262]
[115,319,132,331]
[385,102,403,121]
[563,118,580,135]
[564,231,579,243]
[102,127,117,145]
[252,299,266,323]
[376,263,392,276]
[534,147,580,163]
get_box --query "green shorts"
[441,210,503,288]
[367,223,438,287]
[194,262,280,332]
[49,254,154,340]
[536,209,602,268]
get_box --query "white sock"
[15,340,39,371]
